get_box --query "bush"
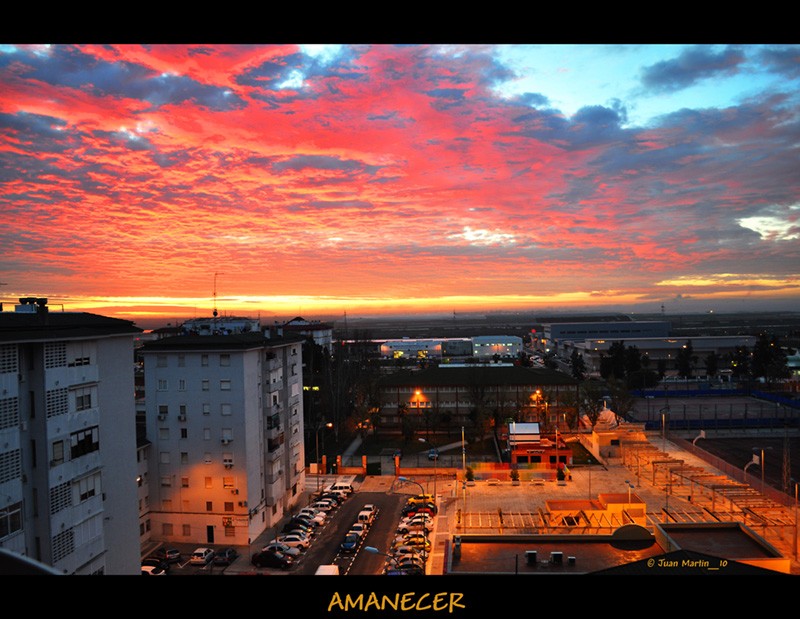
[509,468,520,481]
[465,466,475,482]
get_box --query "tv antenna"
[213,272,225,318]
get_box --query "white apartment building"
[0,297,142,574]
[139,325,307,548]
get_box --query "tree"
[579,381,606,430]
[570,349,587,381]
[704,351,720,379]
[751,333,791,385]
[607,378,635,424]
[676,340,696,378]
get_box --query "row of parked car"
[141,545,239,575]
[383,493,438,575]
[339,502,378,554]
[251,482,355,570]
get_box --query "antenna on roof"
[213,272,225,318]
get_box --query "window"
[160,451,170,464]
[181,477,189,488]
[220,354,230,367]
[204,452,212,464]
[182,524,191,536]
[162,523,173,536]
[291,363,297,376]
[201,354,209,367]
[70,426,99,459]
[224,502,234,512]
[157,379,168,391]
[220,380,231,391]
[179,404,187,416]
[158,405,168,417]
[203,428,211,440]
[178,355,185,367]
[202,380,209,391]
[181,451,188,463]
[205,477,212,489]
[202,403,210,415]
[178,379,186,391]
[75,388,92,411]
[157,355,167,367]
[206,501,213,512]
[223,477,234,489]
[161,476,172,487]
[51,440,65,466]
[221,403,231,416]
[180,428,188,439]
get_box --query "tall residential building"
[0,297,142,574]
[139,323,307,548]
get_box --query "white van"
[315,564,340,575]
[356,509,375,527]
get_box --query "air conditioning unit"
[221,438,231,445]
[224,463,233,469]
[231,489,239,495]
[178,415,186,421]
[158,414,166,421]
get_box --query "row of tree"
[567,333,793,389]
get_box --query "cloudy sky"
[2,43,799,327]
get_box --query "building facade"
[377,365,578,436]
[139,326,307,548]
[0,298,142,574]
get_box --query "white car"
[262,541,301,557]
[397,519,433,534]
[348,522,369,538]
[273,534,311,550]
[310,501,335,512]
[298,508,326,524]
[400,513,433,526]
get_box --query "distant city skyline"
[2,44,799,325]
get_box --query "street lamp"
[398,476,426,496]
[418,437,437,501]
[659,407,669,453]
[751,446,772,493]
[364,546,400,573]
[315,421,333,492]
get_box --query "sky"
[2,43,799,328]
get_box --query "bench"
[486,478,500,486]
[532,479,545,486]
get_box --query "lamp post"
[418,437,437,502]
[315,421,333,492]
[364,546,400,574]
[751,446,772,493]
[659,407,669,453]
[398,476,426,496]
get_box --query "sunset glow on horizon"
[2,43,799,328]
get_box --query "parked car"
[213,547,239,566]
[251,550,292,570]
[402,505,437,519]
[283,520,314,536]
[391,544,429,560]
[310,501,335,513]
[298,507,327,521]
[152,547,182,564]
[273,534,311,550]
[395,533,431,549]
[348,522,370,538]
[400,514,434,526]
[362,504,378,516]
[141,564,167,575]
[263,541,301,557]
[397,519,433,534]
[141,557,170,574]
[402,502,437,516]
[189,547,215,565]
[340,532,361,553]
[291,514,321,529]
[406,494,436,507]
